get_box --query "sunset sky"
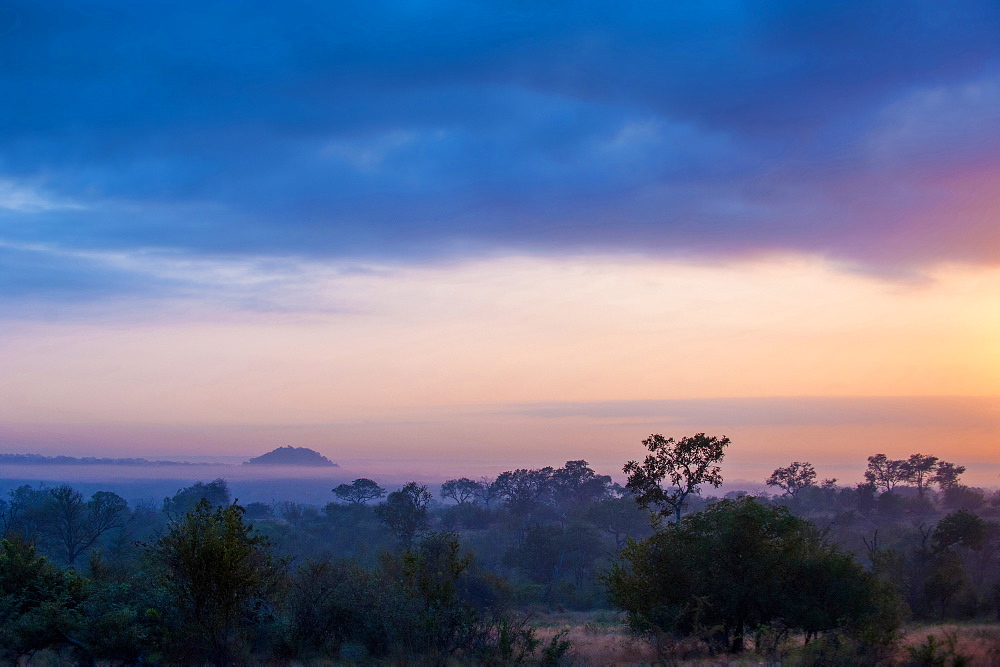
[2,2,1000,485]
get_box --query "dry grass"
[531,614,1000,666]
[531,611,658,665]
[530,611,776,665]
[899,623,1000,665]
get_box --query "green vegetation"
[0,436,999,662]
[606,497,904,655]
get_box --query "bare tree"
[44,486,129,567]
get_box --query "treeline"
[0,453,212,466]
[1,438,999,662]
[0,462,637,663]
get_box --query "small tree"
[162,479,231,518]
[333,478,386,505]
[0,485,50,541]
[932,510,986,553]
[440,478,481,505]
[864,454,909,493]
[376,482,432,549]
[552,460,613,508]
[43,487,129,567]
[766,461,817,498]
[624,433,730,523]
[902,454,939,498]
[0,536,87,661]
[931,461,966,491]
[473,477,501,509]
[494,467,556,518]
[151,500,282,663]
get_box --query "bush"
[606,498,904,654]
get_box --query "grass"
[900,623,1000,665]
[530,613,1000,665]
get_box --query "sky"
[2,1,1000,486]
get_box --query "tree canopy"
[624,433,729,523]
[333,478,386,505]
[766,461,817,498]
[606,497,902,653]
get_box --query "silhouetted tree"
[931,461,966,491]
[332,478,386,505]
[440,478,481,505]
[376,483,432,549]
[902,454,939,499]
[43,486,129,567]
[766,461,817,498]
[494,468,555,519]
[864,454,908,493]
[0,485,50,541]
[473,477,501,508]
[552,460,613,509]
[162,479,231,517]
[624,433,730,523]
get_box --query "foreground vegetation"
[1,435,999,663]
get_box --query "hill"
[243,446,338,467]
[0,453,213,466]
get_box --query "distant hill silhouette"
[0,453,213,466]
[244,446,338,467]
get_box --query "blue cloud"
[0,243,169,303]
[2,0,1000,301]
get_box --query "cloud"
[2,0,1000,304]
[0,240,367,315]
[0,180,85,213]
[509,396,1000,429]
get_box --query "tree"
[0,536,87,661]
[332,478,386,505]
[552,460,613,508]
[624,433,730,523]
[494,467,555,517]
[902,454,939,498]
[932,510,986,553]
[586,496,652,549]
[605,498,901,654]
[388,531,478,656]
[864,454,909,493]
[0,485,50,541]
[440,478,481,505]
[151,500,282,663]
[941,484,985,512]
[43,486,129,567]
[283,559,361,657]
[473,477,501,508]
[766,461,817,498]
[376,482,432,549]
[162,479,231,518]
[931,461,966,490]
